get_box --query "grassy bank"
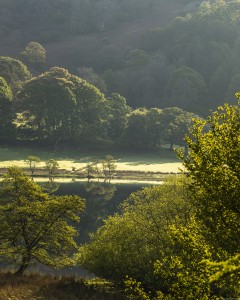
[0,272,125,300]
[0,145,183,176]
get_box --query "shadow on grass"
[0,145,181,169]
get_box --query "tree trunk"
[14,255,30,276]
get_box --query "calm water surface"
[35,178,162,276]
[38,178,162,243]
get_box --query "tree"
[152,217,215,300]
[179,95,240,255]
[166,66,209,116]
[24,155,41,176]
[0,76,14,140]
[125,49,149,70]
[85,162,96,180]
[160,107,195,151]
[0,56,31,92]
[17,67,108,143]
[71,73,107,142]
[76,67,107,93]
[45,159,59,175]
[145,108,162,148]
[0,167,85,275]
[16,69,76,142]
[102,155,117,180]
[107,93,131,140]
[121,108,148,149]
[79,176,193,287]
[227,73,240,103]
[20,42,46,71]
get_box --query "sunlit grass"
[0,145,182,173]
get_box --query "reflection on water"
[39,178,60,193]
[37,177,161,244]
[84,180,117,201]
[33,177,161,276]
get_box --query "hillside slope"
[45,0,193,70]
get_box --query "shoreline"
[0,167,182,182]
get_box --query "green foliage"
[0,76,13,102]
[121,108,148,148]
[145,108,163,149]
[227,73,240,103]
[86,163,96,178]
[0,57,31,92]
[179,95,240,255]
[0,76,13,139]
[0,167,85,274]
[125,49,149,70]
[121,107,196,150]
[160,107,197,150]
[166,66,209,115]
[107,93,131,140]
[204,253,240,296]
[1,0,240,116]
[153,218,213,299]
[72,74,107,141]
[20,42,46,71]
[16,67,77,141]
[77,67,107,93]
[102,155,117,179]
[16,67,107,143]
[78,176,193,287]
[24,155,40,175]
[124,277,151,300]
[45,159,59,175]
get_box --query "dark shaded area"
[53,180,151,243]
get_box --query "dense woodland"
[0,53,198,151]
[0,0,239,299]
[1,0,240,116]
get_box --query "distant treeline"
[0,53,197,151]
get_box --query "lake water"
[30,178,163,276]
[38,178,162,244]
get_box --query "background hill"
[2,0,240,116]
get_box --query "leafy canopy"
[179,94,240,255]
[0,167,85,275]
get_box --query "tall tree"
[145,108,162,148]
[0,56,31,93]
[17,71,76,141]
[0,167,85,275]
[0,76,14,140]
[107,93,131,140]
[24,155,41,176]
[17,67,108,143]
[166,66,209,116]
[71,74,107,142]
[79,176,193,287]
[179,95,240,255]
[160,107,196,151]
[20,42,46,71]
[121,108,148,149]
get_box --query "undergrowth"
[0,272,125,300]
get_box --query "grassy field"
[0,145,183,173]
